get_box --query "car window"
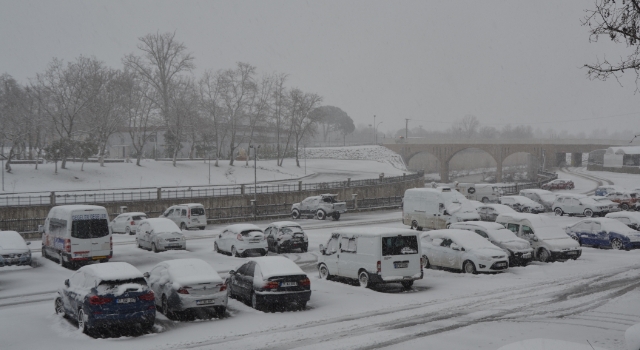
[236,264,249,276]
[440,238,452,248]
[99,278,148,288]
[71,218,110,239]
[382,235,418,255]
[190,207,205,216]
[618,217,631,225]
[326,237,339,254]
[522,225,534,235]
[341,237,357,253]
[556,198,564,203]
[165,209,173,217]
[592,223,602,232]
[475,230,489,239]
[246,262,256,277]
[132,215,146,220]
[507,223,520,234]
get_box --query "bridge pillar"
[556,153,566,167]
[440,159,449,182]
[496,157,503,183]
[571,153,583,167]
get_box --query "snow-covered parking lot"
[1,209,640,350]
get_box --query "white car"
[214,224,267,257]
[160,203,207,230]
[449,222,533,266]
[519,189,557,211]
[589,195,621,213]
[552,194,608,217]
[0,231,32,267]
[499,196,545,214]
[420,229,509,274]
[144,259,227,319]
[564,218,640,250]
[110,212,148,235]
[136,218,186,253]
[475,203,516,222]
[605,211,640,231]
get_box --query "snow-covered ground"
[303,145,407,171]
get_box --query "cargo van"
[453,183,503,203]
[495,213,581,262]
[40,205,112,269]
[403,187,481,230]
[317,228,422,289]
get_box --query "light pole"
[375,121,383,144]
[208,150,211,185]
[304,144,307,175]
[373,115,376,144]
[0,154,5,192]
[249,144,261,200]
[368,124,373,144]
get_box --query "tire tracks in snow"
[560,167,614,195]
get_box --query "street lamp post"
[373,115,376,144]
[375,121,383,144]
[250,144,261,218]
[304,144,307,175]
[208,150,211,185]
[0,154,5,192]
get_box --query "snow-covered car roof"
[468,200,483,209]
[320,194,338,197]
[141,218,181,232]
[495,213,557,228]
[115,212,147,218]
[269,221,302,228]
[159,259,222,286]
[334,227,418,238]
[555,193,587,199]
[605,211,640,221]
[452,221,505,231]
[224,224,262,233]
[249,256,306,280]
[80,262,143,282]
[501,195,541,205]
[477,204,516,213]
[575,218,638,232]
[421,229,501,250]
[519,189,553,194]
[174,203,205,207]
[0,231,29,251]
[48,205,107,217]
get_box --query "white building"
[603,146,640,168]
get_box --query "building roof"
[606,146,640,155]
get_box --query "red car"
[605,191,637,211]
[541,179,575,191]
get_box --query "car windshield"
[580,198,600,206]
[191,207,205,215]
[98,277,148,289]
[281,226,303,234]
[382,236,419,256]
[533,227,569,239]
[71,219,110,239]
[240,229,262,236]
[487,229,519,242]
[322,196,337,203]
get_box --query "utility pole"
[0,154,5,192]
[405,119,409,139]
[373,115,376,144]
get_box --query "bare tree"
[0,74,32,173]
[245,74,274,166]
[584,0,640,85]
[164,77,198,166]
[198,70,224,166]
[122,70,160,166]
[289,89,323,167]
[271,73,288,166]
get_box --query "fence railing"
[0,172,423,207]
[497,170,558,195]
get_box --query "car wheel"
[621,203,630,211]
[199,226,206,230]
[554,208,563,216]
[214,306,226,318]
[291,209,300,219]
[318,264,331,280]
[152,243,159,253]
[42,246,48,259]
[137,239,142,249]
[214,242,220,253]
[358,270,371,288]
[180,222,187,231]
[422,255,430,269]
[77,309,89,334]
[317,210,326,220]
[58,253,67,268]
[55,297,65,316]
[125,226,131,235]
[261,249,267,256]
[301,244,308,253]
[232,246,240,257]
[251,292,261,311]
[584,209,594,217]
[463,261,477,274]
[162,295,175,320]
[611,238,624,250]
[299,301,307,310]
[538,248,551,262]
[482,197,490,203]
[333,212,341,221]
[401,280,413,289]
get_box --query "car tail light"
[377,261,381,273]
[64,239,71,253]
[300,278,311,287]
[237,234,244,241]
[264,281,279,290]
[138,291,155,301]
[219,283,227,292]
[188,209,191,219]
[89,295,113,305]
[131,221,135,225]
[177,287,191,294]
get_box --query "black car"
[264,221,309,253]
[227,256,311,310]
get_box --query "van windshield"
[71,219,110,239]
[382,236,418,256]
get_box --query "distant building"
[603,146,640,168]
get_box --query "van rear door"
[380,235,421,278]
[71,211,111,258]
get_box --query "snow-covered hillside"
[303,145,407,171]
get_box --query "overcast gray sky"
[1,0,637,135]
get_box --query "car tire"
[140,321,154,332]
[162,295,175,320]
[55,297,65,317]
[554,208,563,216]
[275,244,281,254]
[152,243,159,253]
[232,246,240,258]
[42,246,48,259]
[482,197,490,203]
[538,248,551,262]
[358,270,371,288]
[291,209,300,220]
[251,292,261,311]
[180,223,187,231]
[401,280,414,289]
[137,239,142,249]
[318,263,331,280]
[611,238,624,250]
[621,203,630,211]
[422,255,430,269]
[77,309,89,334]
[261,249,267,256]
[463,261,477,274]
[299,301,307,310]
[317,210,326,220]
[584,209,594,217]
[58,253,67,268]
[333,212,341,221]
[214,242,220,254]
[301,244,308,253]
[214,306,226,318]
[125,226,131,235]
[199,226,206,230]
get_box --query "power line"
[409,112,640,126]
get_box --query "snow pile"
[498,338,607,350]
[303,145,406,171]
[627,324,640,350]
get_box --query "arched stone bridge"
[383,138,629,182]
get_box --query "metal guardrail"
[497,171,558,195]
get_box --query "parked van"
[160,203,207,230]
[403,187,480,230]
[496,213,581,262]
[317,228,422,289]
[40,205,112,268]
[453,183,503,203]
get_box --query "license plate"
[281,282,297,287]
[168,244,180,247]
[567,251,577,255]
[522,253,531,259]
[394,262,409,268]
[117,298,136,304]
[196,299,215,305]
[496,262,507,267]
[92,256,106,260]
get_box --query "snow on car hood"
[544,237,580,250]
[469,246,506,256]
[501,240,532,251]
[156,231,184,240]
[0,231,28,251]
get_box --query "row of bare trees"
[0,32,335,173]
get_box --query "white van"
[453,183,503,203]
[403,187,481,230]
[496,213,581,262]
[40,205,112,268]
[160,203,207,230]
[317,228,422,289]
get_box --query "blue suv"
[54,262,155,335]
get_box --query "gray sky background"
[1,0,637,135]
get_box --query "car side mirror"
[64,279,70,287]
[532,236,538,242]
[451,243,460,251]
[319,244,325,254]
[26,241,31,245]
[38,225,44,234]
[228,270,235,275]
[443,210,450,216]
[143,272,150,278]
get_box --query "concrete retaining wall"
[587,164,640,175]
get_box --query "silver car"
[136,218,186,252]
[110,212,148,235]
[144,258,227,319]
[291,194,347,220]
